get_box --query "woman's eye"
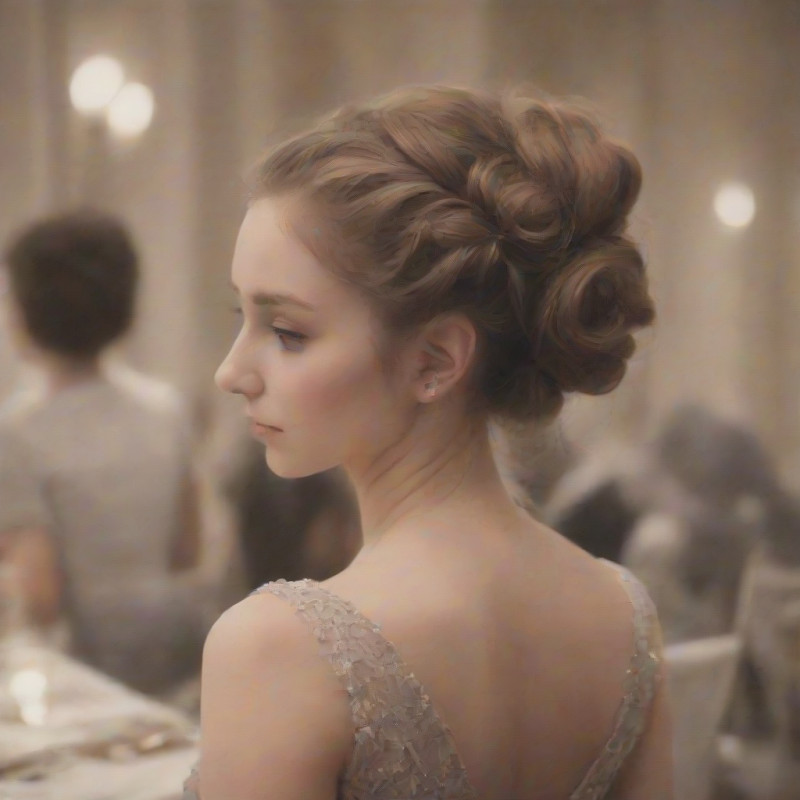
[271,326,306,352]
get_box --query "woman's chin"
[264,450,336,480]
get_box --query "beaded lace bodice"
[183,559,660,800]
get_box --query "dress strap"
[569,561,662,800]
[252,579,479,799]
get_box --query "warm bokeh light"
[713,182,756,228]
[9,668,48,726]
[69,55,124,114]
[106,82,155,138]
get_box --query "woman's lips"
[250,421,282,437]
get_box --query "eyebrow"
[253,292,316,311]
[230,283,315,311]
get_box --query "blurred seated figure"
[732,545,800,744]
[631,406,780,643]
[548,404,777,641]
[728,475,800,743]
[653,403,777,517]
[623,508,752,643]
[223,435,361,590]
[759,488,800,567]
[545,438,663,563]
[551,471,641,562]
[0,210,209,693]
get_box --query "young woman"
[187,85,672,800]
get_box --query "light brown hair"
[252,85,654,422]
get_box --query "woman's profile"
[186,85,672,799]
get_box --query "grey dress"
[183,559,661,799]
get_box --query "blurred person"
[185,84,672,800]
[0,210,209,693]
[760,487,800,566]
[549,404,773,571]
[653,403,777,513]
[224,435,361,589]
[728,485,800,741]
[622,506,752,643]
[639,405,774,634]
[545,438,660,563]
[550,471,641,562]
[606,405,797,743]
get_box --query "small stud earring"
[425,374,439,398]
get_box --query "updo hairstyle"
[253,85,654,422]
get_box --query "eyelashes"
[230,306,306,352]
[271,325,306,352]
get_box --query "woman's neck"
[346,408,525,556]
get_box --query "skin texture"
[204,196,673,800]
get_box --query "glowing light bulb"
[713,182,756,229]
[106,82,155,138]
[69,55,124,114]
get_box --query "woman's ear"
[412,313,477,404]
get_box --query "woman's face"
[216,197,415,478]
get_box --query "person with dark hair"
[653,403,777,511]
[0,210,208,694]
[186,85,672,800]
[3,210,138,362]
[225,436,361,589]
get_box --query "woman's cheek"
[277,358,352,420]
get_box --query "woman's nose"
[214,346,264,398]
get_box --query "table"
[0,638,198,800]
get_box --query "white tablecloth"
[0,640,197,800]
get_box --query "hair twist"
[253,84,654,422]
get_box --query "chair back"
[736,554,800,732]
[665,634,742,800]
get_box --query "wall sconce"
[69,54,125,116]
[714,182,756,229]
[69,54,154,138]
[68,55,155,201]
[106,82,155,139]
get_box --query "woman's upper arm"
[197,593,352,800]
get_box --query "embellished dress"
[183,559,661,799]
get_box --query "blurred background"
[1,2,800,798]
[1,0,799,469]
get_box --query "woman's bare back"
[315,518,672,800]
[185,516,671,800]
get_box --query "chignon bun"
[255,84,654,421]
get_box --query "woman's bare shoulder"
[198,592,352,799]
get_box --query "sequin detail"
[256,579,479,800]
[182,765,199,800]
[569,561,662,799]
[182,563,661,800]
